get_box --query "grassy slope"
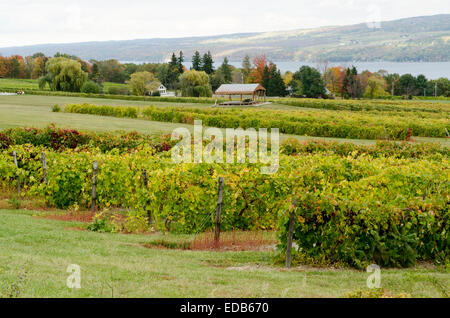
[0,95,448,146]
[0,209,448,298]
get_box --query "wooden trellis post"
[41,152,47,184]
[142,169,152,225]
[91,161,98,212]
[214,177,224,246]
[406,128,413,141]
[285,198,298,268]
[12,151,20,195]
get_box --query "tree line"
[319,62,450,99]
[0,52,449,98]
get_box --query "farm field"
[0,89,449,299]
[0,94,448,146]
[0,209,448,298]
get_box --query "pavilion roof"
[215,84,266,95]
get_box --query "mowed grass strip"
[0,209,448,298]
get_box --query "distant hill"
[1,14,449,62]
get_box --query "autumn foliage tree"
[248,54,267,83]
[0,55,27,78]
[31,56,46,79]
[0,57,11,78]
[325,66,345,97]
[97,59,126,83]
[364,75,388,99]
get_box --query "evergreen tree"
[219,57,232,83]
[399,73,416,96]
[293,65,326,98]
[178,51,184,74]
[342,66,361,98]
[261,65,271,94]
[350,67,362,98]
[10,57,21,78]
[342,68,351,98]
[415,74,428,96]
[167,53,181,89]
[192,51,201,71]
[269,67,287,97]
[169,53,178,68]
[262,64,287,97]
[201,51,214,74]
[242,55,251,83]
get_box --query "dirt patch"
[141,231,277,252]
[64,226,86,232]
[34,212,96,223]
[191,231,277,251]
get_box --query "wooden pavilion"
[214,84,266,105]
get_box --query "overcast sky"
[1,0,449,47]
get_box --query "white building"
[158,84,175,97]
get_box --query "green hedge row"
[273,98,449,113]
[141,106,449,139]
[61,103,449,139]
[281,138,449,159]
[65,103,138,118]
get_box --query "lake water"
[122,60,450,79]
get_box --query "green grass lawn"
[0,209,448,298]
[101,82,129,92]
[0,78,45,90]
[0,95,197,136]
[0,78,129,93]
[1,94,448,146]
